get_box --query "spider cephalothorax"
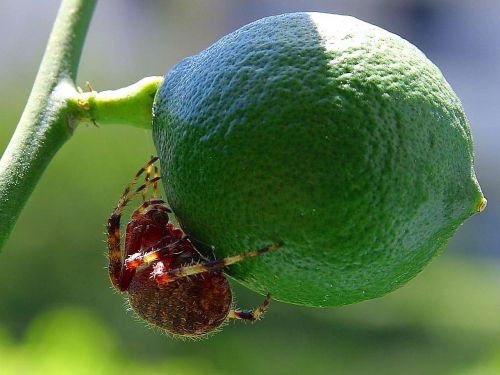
[106,157,281,337]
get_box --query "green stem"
[70,76,164,129]
[0,0,97,250]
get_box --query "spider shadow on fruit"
[106,156,282,338]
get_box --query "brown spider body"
[107,157,281,338]
[128,266,232,336]
[125,204,232,336]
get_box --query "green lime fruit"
[152,12,485,307]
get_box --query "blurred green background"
[0,1,499,374]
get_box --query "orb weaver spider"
[106,156,281,337]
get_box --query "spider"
[106,156,282,338]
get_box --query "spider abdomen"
[127,266,232,337]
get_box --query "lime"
[152,12,485,306]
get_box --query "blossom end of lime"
[477,197,487,213]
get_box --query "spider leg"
[228,293,271,321]
[113,156,160,218]
[107,177,162,289]
[141,162,153,201]
[153,166,159,198]
[107,156,160,291]
[124,237,189,271]
[151,243,282,284]
[107,209,123,290]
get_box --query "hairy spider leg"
[228,293,272,321]
[124,236,189,270]
[153,166,159,198]
[107,157,161,291]
[115,156,158,214]
[141,162,153,201]
[108,176,161,253]
[151,243,282,284]
[108,177,161,290]
[150,242,279,323]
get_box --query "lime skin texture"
[152,12,485,307]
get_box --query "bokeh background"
[0,1,499,374]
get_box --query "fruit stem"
[0,0,96,251]
[68,76,164,129]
